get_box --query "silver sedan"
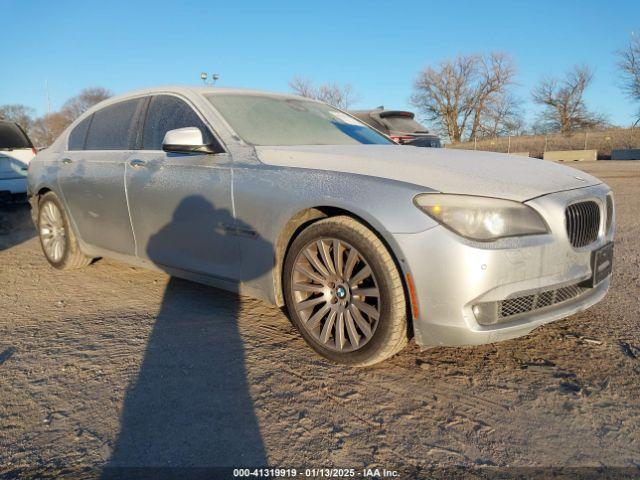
[27,86,614,366]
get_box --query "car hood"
[255,145,602,201]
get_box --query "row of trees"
[291,33,640,143]
[2,34,639,146]
[411,57,611,142]
[0,87,111,147]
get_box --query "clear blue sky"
[2,0,639,127]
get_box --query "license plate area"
[583,242,613,288]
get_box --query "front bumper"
[393,184,613,347]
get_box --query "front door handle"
[61,158,72,164]
[129,159,146,168]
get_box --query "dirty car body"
[28,86,614,357]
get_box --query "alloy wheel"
[291,238,381,352]
[39,201,67,263]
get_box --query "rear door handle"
[129,159,146,168]
[61,158,72,164]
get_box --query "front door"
[125,94,240,281]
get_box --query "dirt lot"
[1,161,639,479]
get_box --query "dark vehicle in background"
[350,108,441,147]
[0,120,37,200]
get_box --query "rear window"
[357,115,388,134]
[381,115,428,134]
[68,115,93,150]
[85,99,142,150]
[0,122,32,150]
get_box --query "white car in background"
[0,120,37,200]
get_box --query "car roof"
[99,85,316,105]
[57,85,331,151]
[71,85,327,127]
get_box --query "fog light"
[472,303,499,326]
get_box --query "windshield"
[0,122,32,150]
[206,94,393,146]
[381,115,429,133]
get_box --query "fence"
[611,148,640,160]
[445,128,640,159]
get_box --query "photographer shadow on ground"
[103,196,271,476]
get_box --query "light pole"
[200,72,220,86]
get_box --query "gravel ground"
[0,162,639,479]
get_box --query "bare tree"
[411,53,518,142]
[0,87,112,147]
[469,53,518,139]
[618,32,640,123]
[0,104,35,132]
[61,86,112,121]
[289,77,359,110]
[532,65,606,134]
[477,93,524,138]
[289,76,316,99]
[30,113,71,147]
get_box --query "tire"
[37,191,92,270]
[283,215,408,366]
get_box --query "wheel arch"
[273,206,414,338]
[27,185,55,223]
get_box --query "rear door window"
[68,115,93,150]
[85,99,142,150]
[0,122,32,150]
[142,95,216,150]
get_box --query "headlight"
[414,194,549,241]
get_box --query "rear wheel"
[283,216,408,366]
[38,192,92,270]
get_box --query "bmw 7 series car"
[28,86,614,366]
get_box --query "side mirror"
[162,127,218,154]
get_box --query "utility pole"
[45,80,51,114]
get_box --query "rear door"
[124,94,240,281]
[57,98,143,255]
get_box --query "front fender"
[232,164,439,304]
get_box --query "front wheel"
[283,216,408,366]
[38,191,92,270]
